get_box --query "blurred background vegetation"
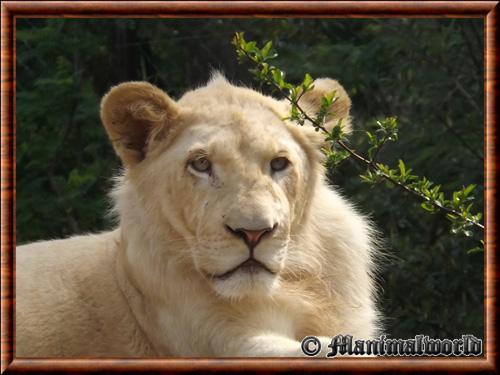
[16,19,484,341]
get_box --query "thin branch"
[236,45,484,231]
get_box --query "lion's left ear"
[296,78,352,134]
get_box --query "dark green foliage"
[16,19,483,341]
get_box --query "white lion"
[16,74,380,357]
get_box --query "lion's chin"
[211,269,280,300]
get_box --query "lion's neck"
[113,178,195,295]
[115,209,213,354]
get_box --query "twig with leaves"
[233,32,484,252]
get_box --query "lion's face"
[101,75,351,299]
[154,104,313,298]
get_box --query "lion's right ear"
[296,78,352,134]
[100,82,179,167]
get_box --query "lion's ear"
[100,81,179,166]
[297,78,352,134]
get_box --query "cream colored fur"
[16,75,380,357]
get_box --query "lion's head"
[101,74,351,299]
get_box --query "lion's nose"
[225,224,277,249]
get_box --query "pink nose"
[225,225,277,248]
[241,229,270,248]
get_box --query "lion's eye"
[190,157,211,173]
[270,157,289,172]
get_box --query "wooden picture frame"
[1,1,497,373]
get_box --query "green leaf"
[463,184,476,197]
[326,123,344,142]
[245,41,257,53]
[261,41,273,57]
[322,90,337,106]
[302,73,313,89]
[463,230,473,237]
[289,86,301,101]
[271,69,285,88]
[467,246,484,254]
[421,202,435,212]
[360,170,375,184]
[366,131,377,146]
[398,159,406,176]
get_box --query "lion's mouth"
[213,258,276,280]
